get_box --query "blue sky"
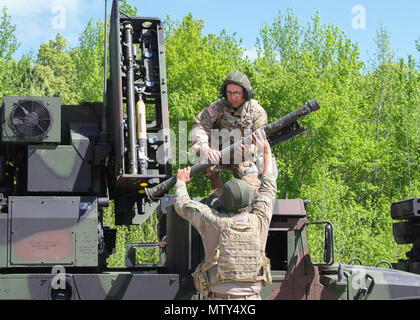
[3,0,420,65]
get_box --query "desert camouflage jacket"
[174,174,277,295]
[191,98,267,155]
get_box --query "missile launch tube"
[145,99,320,201]
[122,23,138,174]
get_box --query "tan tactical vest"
[192,214,272,297]
[219,100,254,134]
[216,100,262,163]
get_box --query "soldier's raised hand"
[252,129,269,153]
[176,167,192,184]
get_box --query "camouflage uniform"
[174,174,277,300]
[191,98,268,192]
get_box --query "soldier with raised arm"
[174,130,277,300]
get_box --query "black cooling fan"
[10,99,53,140]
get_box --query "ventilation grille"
[10,99,53,140]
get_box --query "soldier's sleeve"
[252,174,277,224]
[252,102,268,129]
[174,181,213,232]
[191,103,221,154]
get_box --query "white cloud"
[244,47,258,61]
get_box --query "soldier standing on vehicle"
[191,71,275,197]
[174,130,277,300]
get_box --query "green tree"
[71,19,106,103]
[0,6,19,95]
[8,55,51,96]
[252,10,419,265]
[254,10,363,198]
[36,34,77,104]
[0,6,19,60]
[119,0,139,16]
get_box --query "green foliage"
[0,6,19,60]
[7,55,51,96]
[36,34,78,103]
[119,0,139,16]
[253,11,419,265]
[71,19,106,103]
[102,202,160,266]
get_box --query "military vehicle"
[0,0,419,300]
